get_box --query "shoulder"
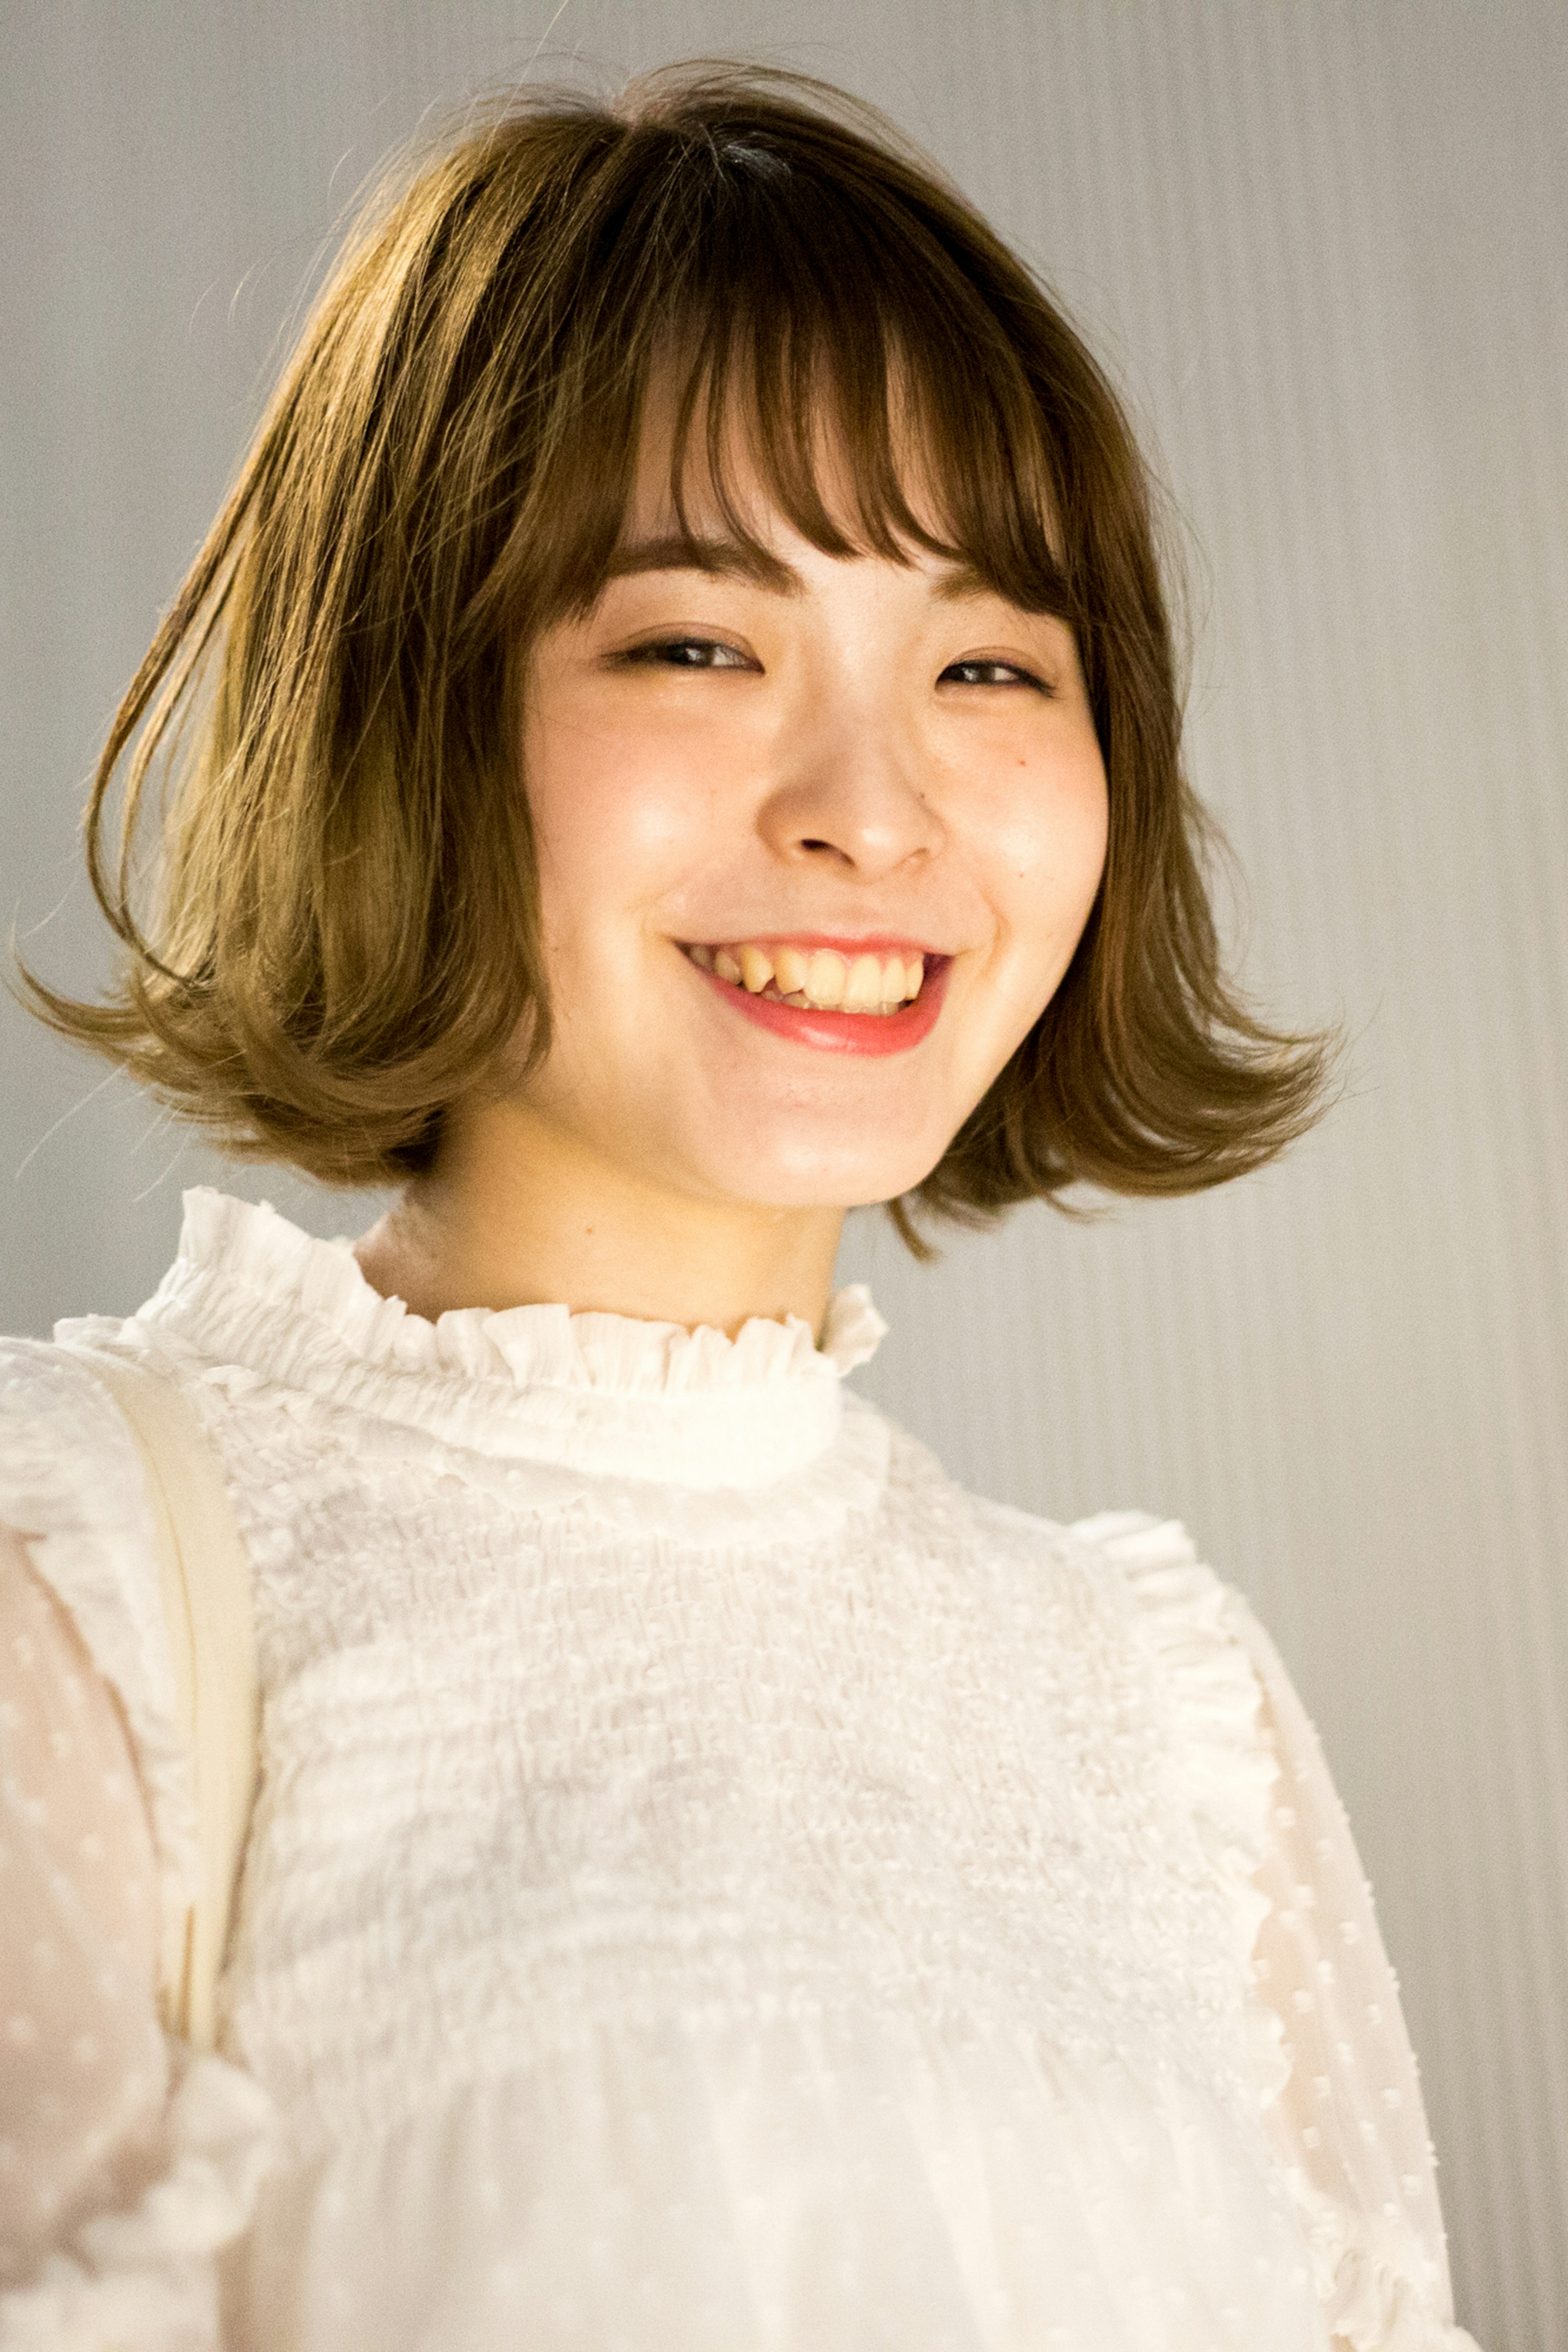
[0,1326,153,1520]
[935,1466,1247,1645]
[964,1487,1255,1664]
[957,1484,1278,1869]
[884,1434,1270,1742]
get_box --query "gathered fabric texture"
[0,1190,1478,2350]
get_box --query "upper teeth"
[687,942,924,1011]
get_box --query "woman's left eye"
[939,658,1048,691]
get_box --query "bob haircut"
[27,62,1331,1250]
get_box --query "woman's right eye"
[620,637,756,670]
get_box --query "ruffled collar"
[129,1190,887,1494]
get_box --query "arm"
[0,1526,169,2270]
[1229,1594,1483,2352]
[0,1337,277,2349]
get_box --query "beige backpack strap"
[65,1345,258,2054]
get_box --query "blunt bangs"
[504,89,1080,649]
[615,156,1072,624]
[20,62,1333,1229]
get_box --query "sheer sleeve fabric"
[0,1528,168,2266]
[1227,1593,1482,2352]
[0,1342,275,2350]
[1091,1509,1481,2352]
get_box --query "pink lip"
[686,949,953,1057]
[710,932,941,958]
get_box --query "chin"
[696,1122,952,1214]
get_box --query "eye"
[939,657,1049,692]
[619,637,758,671]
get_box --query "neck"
[352,1098,846,1341]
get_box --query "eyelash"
[621,638,755,671]
[939,658,1049,693]
[620,638,1050,691]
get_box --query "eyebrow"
[601,535,802,593]
[600,534,1008,604]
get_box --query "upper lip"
[679,931,950,958]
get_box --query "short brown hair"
[22,62,1332,1245]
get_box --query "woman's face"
[516,426,1109,1216]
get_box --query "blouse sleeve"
[0,1341,275,2351]
[1225,1590,1483,2352]
[1085,1508,1482,2352]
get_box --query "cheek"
[526,719,722,953]
[990,744,1110,972]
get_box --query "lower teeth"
[763,986,904,1015]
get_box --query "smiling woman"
[0,60,1479,2352]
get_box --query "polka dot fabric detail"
[0,1532,275,2350]
[0,1532,166,2277]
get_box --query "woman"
[0,63,1477,2352]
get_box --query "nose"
[755,705,946,881]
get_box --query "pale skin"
[355,421,1109,1341]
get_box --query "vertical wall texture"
[2,6,1562,2342]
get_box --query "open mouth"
[677,936,952,1057]
[681,940,931,1017]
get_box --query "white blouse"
[0,1189,1478,2352]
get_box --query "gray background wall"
[3,4,1564,2343]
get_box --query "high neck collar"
[130,1190,887,1492]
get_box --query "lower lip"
[689,955,952,1056]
